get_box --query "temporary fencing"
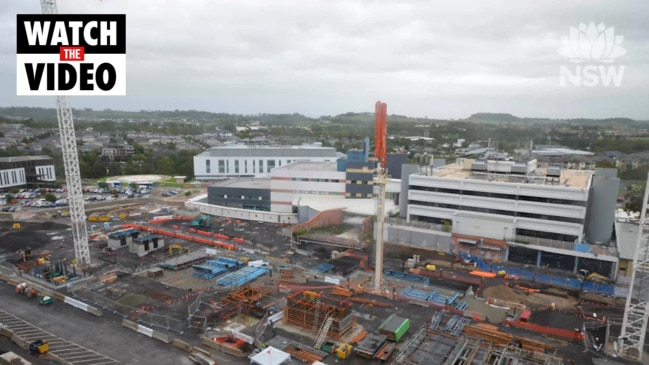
[457,251,616,296]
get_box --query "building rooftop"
[210,178,270,190]
[614,221,640,260]
[422,162,592,189]
[196,143,344,158]
[0,155,53,163]
[272,161,339,172]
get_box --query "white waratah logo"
[558,22,626,63]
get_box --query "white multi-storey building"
[0,156,56,188]
[270,161,346,213]
[404,159,619,276]
[193,143,343,180]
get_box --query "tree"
[5,193,13,202]
[97,181,109,190]
[44,193,57,203]
[625,183,645,214]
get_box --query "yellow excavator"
[168,245,190,256]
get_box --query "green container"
[321,342,335,353]
[393,318,410,342]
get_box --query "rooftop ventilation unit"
[547,166,561,177]
[471,160,487,171]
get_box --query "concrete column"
[573,257,579,273]
[536,251,542,267]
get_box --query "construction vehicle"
[39,296,53,305]
[168,244,190,256]
[29,339,49,354]
[336,343,353,359]
[578,269,611,284]
[192,215,211,229]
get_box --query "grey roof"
[196,144,340,158]
[272,161,339,171]
[0,155,53,163]
[210,178,270,189]
[615,221,639,260]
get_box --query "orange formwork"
[284,291,355,339]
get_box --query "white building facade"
[270,161,346,213]
[0,156,56,188]
[407,166,590,244]
[194,143,343,180]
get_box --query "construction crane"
[618,171,649,361]
[374,101,388,291]
[40,0,91,267]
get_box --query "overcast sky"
[2,0,648,120]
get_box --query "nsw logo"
[558,22,626,87]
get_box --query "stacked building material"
[159,251,209,270]
[379,314,410,342]
[355,332,388,359]
[217,266,269,288]
[283,345,325,363]
[383,270,429,285]
[313,263,334,273]
[192,257,243,279]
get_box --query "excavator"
[578,269,611,284]
[168,244,190,257]
[192,215,211,229]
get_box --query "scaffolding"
[391,329,563,365]
[188,286,273,329]
[283,291,355,339]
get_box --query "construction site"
[0,98,647,365]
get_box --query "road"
[0,281,195,365]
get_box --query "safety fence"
[72,288,186,334]
[458,251,616,296]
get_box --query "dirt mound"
[0,230,49,253]
[482,284,524,301]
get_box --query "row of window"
[0,169,25,187]
[408,200,585,224]
[409,185,587,207]
[409,214,578,242]
[206,159,293,174]
[36,166,54,181]
[292,178,345,183]
[213,194,264,200]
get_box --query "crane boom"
[374,101,388,291]
[41,0,91,266]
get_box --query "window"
[253,159,256,172]
[218,160,225,173]
[259,160,264,172]
[267,159,275,172]
[206,159,211,173]
[244,160,248,173]
[235,160,239,174]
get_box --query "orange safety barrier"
[233,237,245,244]
[197,230,212,237]
[120,224,238,251]
[189,228,196,233]
[470,271,497,278]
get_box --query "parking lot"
[0,308,120,365]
